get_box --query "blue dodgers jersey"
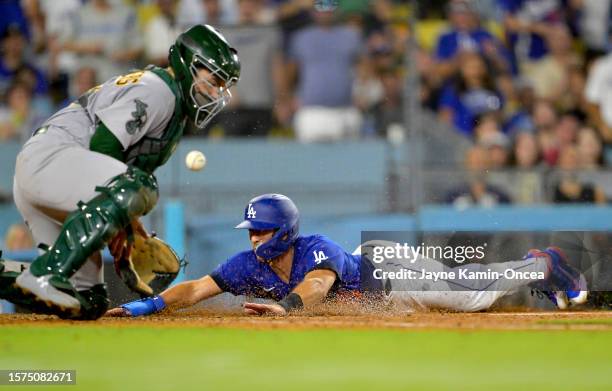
[210,235,361,301]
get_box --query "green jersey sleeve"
[89,123,125,162]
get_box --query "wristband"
[277,292,304,313]
[121,295,166,317]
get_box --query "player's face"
[193,67,225,99]
[188,59,232,129]
[249,229,275,250]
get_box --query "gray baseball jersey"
[40,69,176,150]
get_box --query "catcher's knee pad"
[29,167,159,279]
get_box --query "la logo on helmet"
[247,203,256,219]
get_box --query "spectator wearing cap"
[438,52,503,137]
[435,0,512,82]
[0,24,48,96]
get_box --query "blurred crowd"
[1,0,612,205]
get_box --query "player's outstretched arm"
[105,275,223,317]
[161,275,222,309]
[244,269,337,316]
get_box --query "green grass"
[0,326,611,391]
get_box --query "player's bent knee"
[28,167,159,279]
[389,291,501,313]
[451,291,501,312]
[94,166,159,223]
[70,166,159,243]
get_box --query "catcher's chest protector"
[125,66,187,174]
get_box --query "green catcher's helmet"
[168,24,240,129]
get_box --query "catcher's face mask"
[168,24,241,130]
[189,55,236,129]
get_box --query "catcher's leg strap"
[29,167,159,279]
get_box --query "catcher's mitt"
[115,235,185,296]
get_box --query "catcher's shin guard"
[29,167,158,279]
[15,167,158,316]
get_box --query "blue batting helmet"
[235,194,299,261]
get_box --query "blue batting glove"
[121,296,166,317]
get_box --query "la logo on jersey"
[313,250,329,264]
[246,203,257,219]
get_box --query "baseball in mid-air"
[185,150,207,171]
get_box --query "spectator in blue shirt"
[438,52,503,136]
[0,1,29,43]
[497,0,563,64]
[0,24,47,97]
[435,0,513,81]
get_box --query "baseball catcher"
[107,194,588,317]
[0,24,240,320]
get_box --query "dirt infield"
[1,309,611,331]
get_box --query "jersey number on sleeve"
[115,71,145,86]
